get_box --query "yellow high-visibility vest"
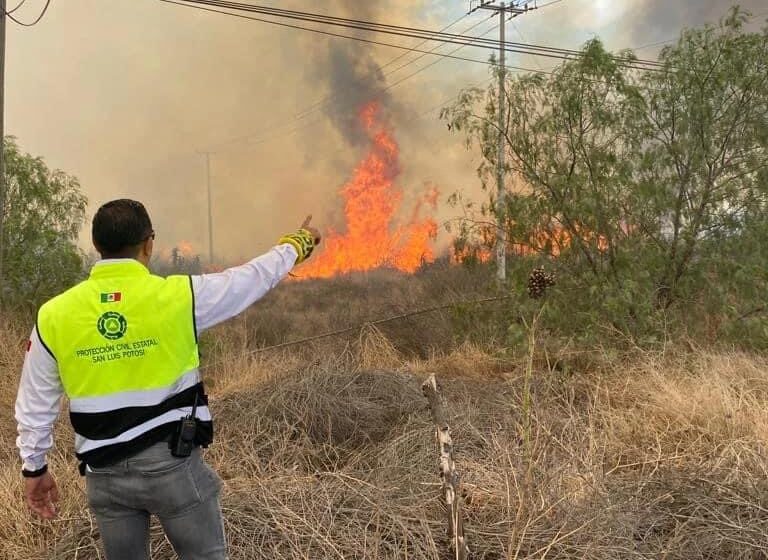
[37,260,210,467]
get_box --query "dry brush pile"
[2,271,768,558]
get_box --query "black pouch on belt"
[171,393,198,458]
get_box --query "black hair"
[92,199,153,258]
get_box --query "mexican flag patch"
[100,292,122,303]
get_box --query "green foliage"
[0,137,87,309]
[442,7,768,349]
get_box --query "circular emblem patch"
[97,311,128,340]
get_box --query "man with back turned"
[15,199,320,559]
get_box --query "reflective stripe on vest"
[75,405,213,454]
[37,260,201,458]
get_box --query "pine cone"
[527,266,556,299]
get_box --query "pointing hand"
[301,215,322,246]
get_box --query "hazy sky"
[6,0,766,262]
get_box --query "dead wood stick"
[422,374,470,560]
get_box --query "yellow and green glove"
[279,229,316,264]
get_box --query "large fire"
[298,102,438,278]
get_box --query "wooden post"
[422,374,469,560]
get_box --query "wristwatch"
[22,464,48,478]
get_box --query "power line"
[219,40,678,152]
[6,0,27,15]
[154,0,709,158]
[161,0,663,70]
[150,73,493,177]
[224,0,660,69]
[185,74,495,162]
[259,13,475,137]
[382,21,500,95]
[200,294,514,370]
[156,0,665,152]
[203,13,491,152]
[156,10,682,158]
[384,15,494,83]
[222,19,501,152]
[5,0,50,26]
[197,40,670,153]
[142,0,762,202]
[193,0,663,68]
[380,12,470,72]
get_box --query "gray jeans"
[85,442,227,560]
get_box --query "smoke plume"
[307,1,394,146]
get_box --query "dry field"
[2,268,768,559]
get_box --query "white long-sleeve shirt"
[15,244,298,472]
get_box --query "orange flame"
[299,102,438,278]
[154,241,197,262]
[450,245,493,264]
[452,223,609,264]
[176,240,196,258]
[155,241,223,273]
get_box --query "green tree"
[639,9,768,308]
[442,8,768,344]
[0,137,87,308]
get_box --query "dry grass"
[3,270,768,558]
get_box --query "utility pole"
[497,2,506,282]
[200,151,214,265]
[0,0,7,309]
[469,0,535,282]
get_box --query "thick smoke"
[624,0,766,48]
[309,0,394,146]
[322,44,392,145]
